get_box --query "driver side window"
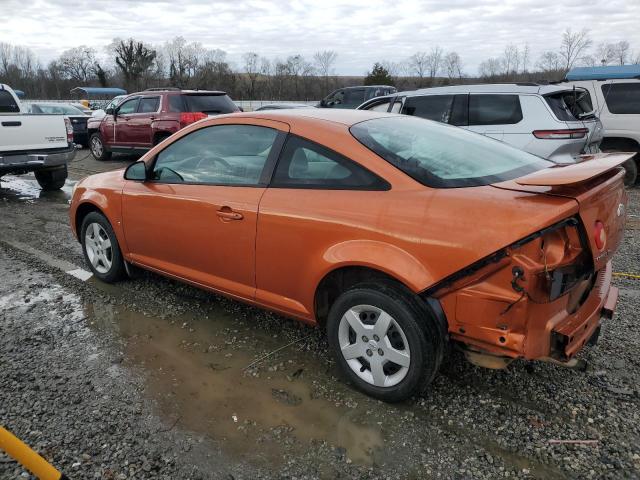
[152,124,278,186]
[117,98,139,115]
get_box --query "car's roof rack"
[144,87,181,91]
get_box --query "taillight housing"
[64,117,74,143]
[532,128,588,139]
[179,112,207,128]
[594,221,606,250]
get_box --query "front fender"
[318,240,434,293]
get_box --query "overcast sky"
[3,0,640,75]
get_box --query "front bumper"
[0,144,76,174]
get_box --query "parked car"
[358,83,604,167]
[87,88,239,161]
[564,65,640,185]
[26,102,90,147]
[254,103,314,111]
[0,84,75,190]
[70,109,626,402]
[319,85,397,109]
[90,95,126,121]
[71,102,93,115]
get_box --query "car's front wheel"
[81,212,126,282]
[327,282,443,402]
[89,133,112,161]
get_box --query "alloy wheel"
[337,304,411,388]
[91,136,103,158]
[84,223,112,274]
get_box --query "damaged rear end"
[428,153,629,367]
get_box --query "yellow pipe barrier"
[613,272,640,280]
[0,426,65,480]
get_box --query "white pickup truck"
[0,84,75,190]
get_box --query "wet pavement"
[1,149,639,479]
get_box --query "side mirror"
[105,107,115,116]
[124,161,147,181]
[319,99,327,107]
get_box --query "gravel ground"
[0,151,639,479]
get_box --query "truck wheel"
[35,166,67,191]
[326,282,444,402]
[81,212,126,283]
[90,133,112,161]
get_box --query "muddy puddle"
[0,175,74,204]
[86,301,384,467]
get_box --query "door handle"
[216,207,243,221]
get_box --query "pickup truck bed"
[0,84,75,190]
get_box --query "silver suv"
[358,83,604,167]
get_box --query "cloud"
[2,0,639,75]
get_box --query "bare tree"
[426,46,443,84]
[443,51,463,81]
[536,51,563,73]
[479,58,502,79]
[503,44,520,79]
[614,40,630,65]
[559,28,592,71]
[59,46,97,82]
[313,50,337,91]
[408,51,429,86]
[521,43,530,74]
[111,38,157,91]
[595,42,616,66]
[242,52,260,100]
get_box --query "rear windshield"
[545,89,594,121]
[601,83,640,114]
[350,116,552,188]
[169,94,238,114]
[0,90,19,113]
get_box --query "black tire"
[89,133,112,161]
[622,157,638,186]
[80,212,126,283]
[326,281,444,402]
[35,165,67,191]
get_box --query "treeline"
[1,29,639,101]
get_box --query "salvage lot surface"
[0,149,639,479]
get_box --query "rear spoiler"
[516,152,634,186]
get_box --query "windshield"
[31,104,85,115]
[350,116,552,188]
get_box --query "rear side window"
[601,83,640,114]
[403,95,454,123]
[181,94,238,114]
[138,97,160,113]
[469,94,522,125]
[271,135,388,190]
[402,95,468,126]
[0,90,19,113]
[545,90,594,121]
[343,89,366,107]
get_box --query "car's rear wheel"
[622,157,638,186]
[81,212,126,282]
[35,165,67,191]
[90,133,112,161]
[326,282,443,402]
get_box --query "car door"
[114,97,140,147]
[467,94,523,141]
[121,119,289,300]
[127,95,160,148]
[255,135,390,318]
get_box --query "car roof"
[403,83,579,96]
[229,107,394,126]
[130,89,227,96]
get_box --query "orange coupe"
[70,109,628,402]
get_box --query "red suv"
[87,88,239,160]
